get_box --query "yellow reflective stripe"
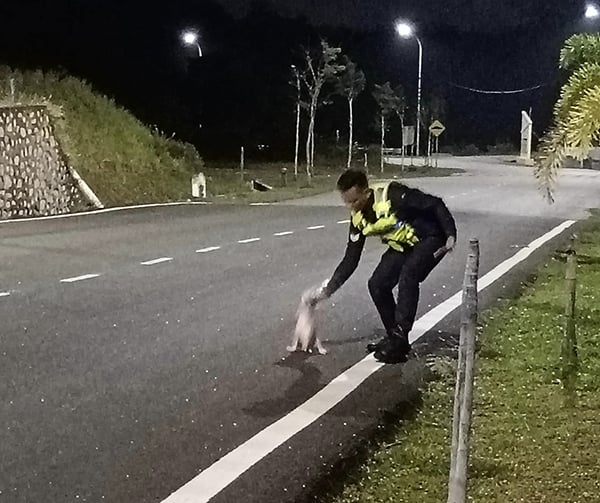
[351,210,364,228]
[352,183,420,250]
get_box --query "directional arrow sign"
[429,120,446,137]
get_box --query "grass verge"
[319,214,600,503]
[201,160,461,204]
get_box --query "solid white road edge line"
[140,257,173,266]
[0,202,212,224]
[60,274,101,283]
[161,219,576,503]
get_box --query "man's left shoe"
[374,329,411,364]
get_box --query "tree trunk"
[380,115,385,174]
[311,115,315,172]
[347,97,354,169]
[294,101,300,180]
[305,126,312,184]
[306,101,316,184]
[399,115,405,171]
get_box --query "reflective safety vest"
[351,182,419,252]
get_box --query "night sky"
[0,0,591,158]
[213,0,581,31]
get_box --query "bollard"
[240,146,245,182]
[280,167,288,187]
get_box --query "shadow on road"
[242,353,324,418]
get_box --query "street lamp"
[585,3,600,19]
[395,20,423,158]
[182,30,203,57]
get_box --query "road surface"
[1,156,598,502]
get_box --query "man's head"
[337,169,371,212]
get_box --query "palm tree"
[536,33,600,201]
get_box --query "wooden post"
[427,130,432,167]
[562,235,578,396]
[448,238,479,503]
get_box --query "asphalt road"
[1,156,598,502]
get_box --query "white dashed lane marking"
[196,246,221,253]
[5,217,347,293]
[60,274,101,283]
[140,257,173,266]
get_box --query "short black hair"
[336,169,368,192]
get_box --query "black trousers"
[368,236,446,335]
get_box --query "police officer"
[304,169,457,363]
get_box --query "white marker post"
[518,110,534,166]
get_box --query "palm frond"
[564,85,600,154]
[536,123,569,203]
[560,34,600,71]
[537,34,600,201]
[554,62,600,122]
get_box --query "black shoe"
[374,329,411,364]
[366,337,387,353]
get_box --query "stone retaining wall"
[0,105,89,219]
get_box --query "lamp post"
[396,21,423,158]
[182,31,203,57]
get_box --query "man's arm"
[431,197,457,240]
[388,184,456,257]
[418,191,457,256]
[304,223,366,304]
[392,185,456,239]
[324,225,366,296]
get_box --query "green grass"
[320,215,600,503]
[203,160,461,204]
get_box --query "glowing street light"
[181,30,203,57]
[395,20,423,157]
[396,21,414,39]
[585,3,600,19]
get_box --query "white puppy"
[287,298,327,355]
